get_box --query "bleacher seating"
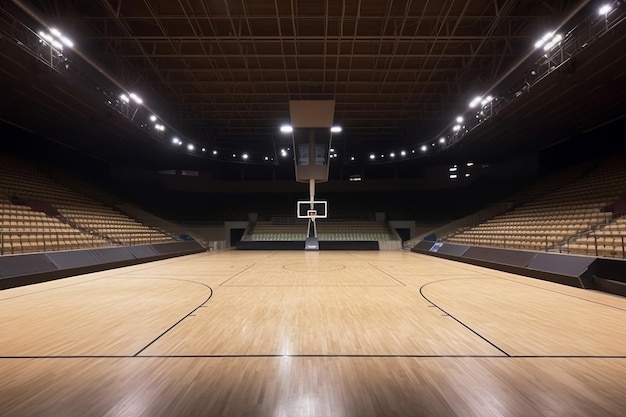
[0,153,176,255]
[244,219,398,242]
[444,154,626,258]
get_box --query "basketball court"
[1,250,626,416]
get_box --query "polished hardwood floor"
[1,250,626,416]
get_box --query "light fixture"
[280,125,293,133]
[536,31,562,52]
[469,96,482,108]
[369,154,375,160]
[481,95,493,106]
[456,116,464,123]
[400,150,406,156]
[149,115,157,122]
[49,28,73,48]
[242,153,249,160]
[543,34,563,51]
[201,148,206,152]
[466,162,474,166]
[439,137,445,144]
[264,156,269,161]
[450,174,458,179]
[213,150,218,155]
[390,152,395,158]
[599,4,612,15]
[187,144,195,151]
[38,31,64,50]
[449,167,458,172]
[350,156,355,161]
[129,93,143,104]
[453,125,461,132]
[330,126,342,133]
[119,94,130,104]
[420,145,427,152]
[535,31,555,49]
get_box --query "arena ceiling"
[1,0,626,170]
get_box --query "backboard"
[297,200,328,218]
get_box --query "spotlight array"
[24,1,621,167]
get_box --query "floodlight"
[469,96,482,108]
[535,31,554,49]
[543,34,563,51]
[280,125,293,133]
[330,126,342,133]
[129,93,143,104]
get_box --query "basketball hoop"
[307,209,317,221]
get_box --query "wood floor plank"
[2,250,626,416]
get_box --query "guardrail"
[0,231,173,256]
[445,233,626,259]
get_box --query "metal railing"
[0,230,173,256]
[445,233,626,259]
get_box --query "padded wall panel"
[237,241,304,250]
[527,253,595,277]
[587,258,626,285]
[236,240,379,250]
[151,241,204,254]
[89,247,135,263]
[127,245,159,259]
[0,254,58,278]
[414,241,435,251]
[434,243,471,257]
[318,241,379,250]
[0,242,206,290]
[46,251,100,269]
[462,246,536,267]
